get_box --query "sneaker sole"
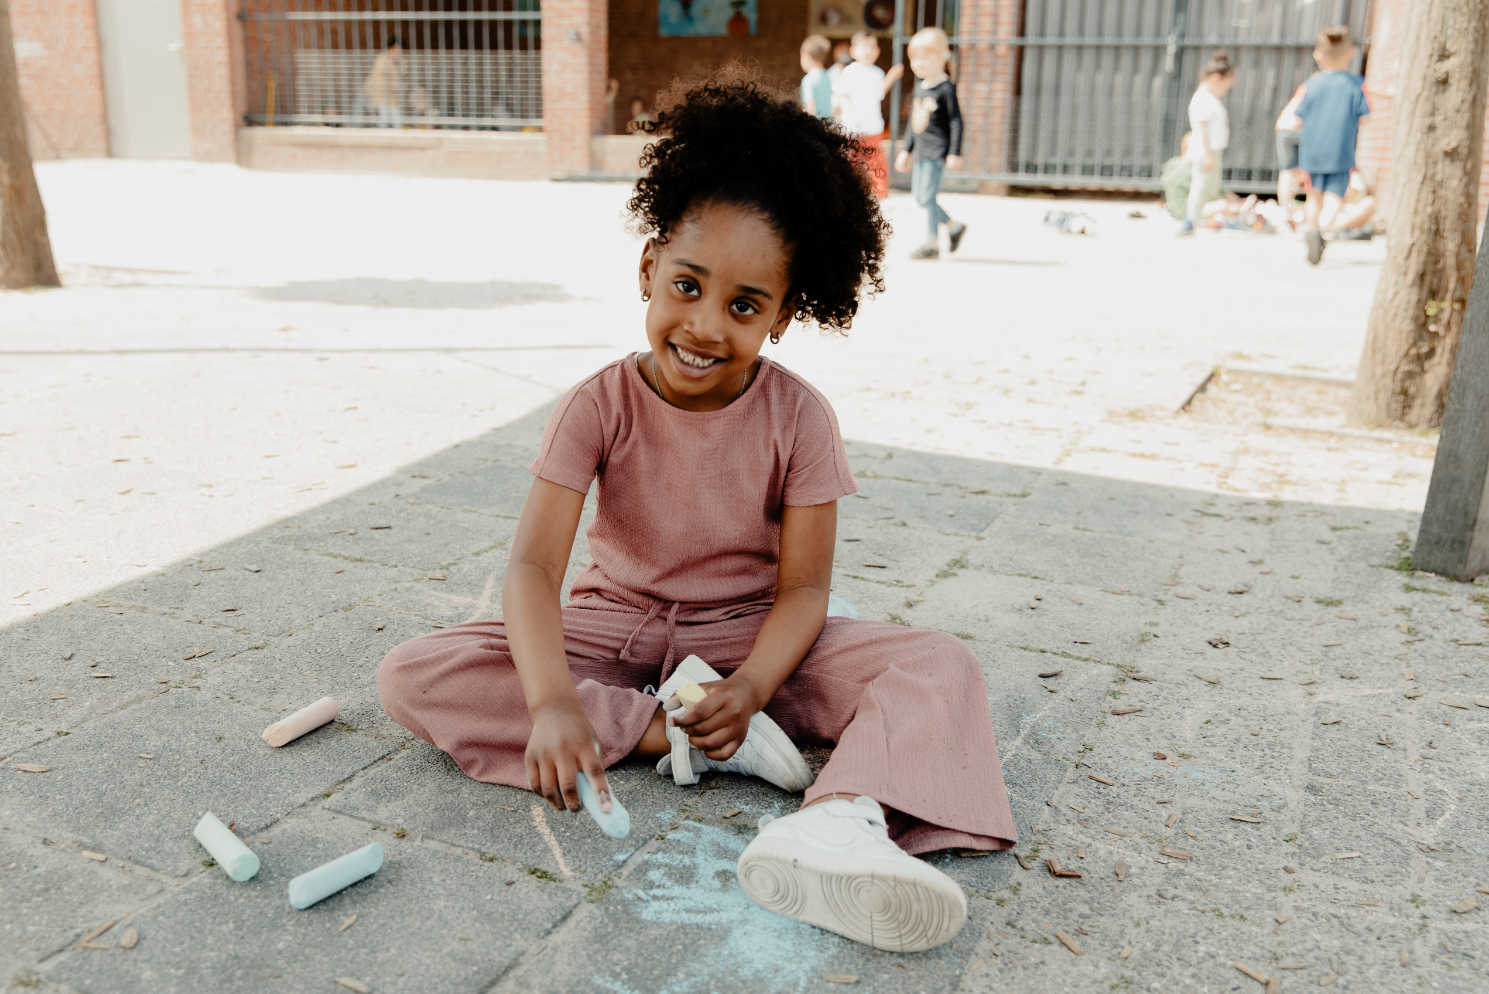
[1307,229,1324,265]
[737,839,966,952]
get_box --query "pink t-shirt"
[530,354,858,610]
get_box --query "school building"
[10,0,1489,221]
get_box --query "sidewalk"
[4,403,1486,994]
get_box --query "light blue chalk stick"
[576,770,629,839]
[192,811,260,882]
[287,842,383,910]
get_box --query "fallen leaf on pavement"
[1176,592,1196,600]
[81,851,106,862]
[1441,699,1470,710]
[1088,774,1115,786]
[1055,931,1084,955]
[1104,827,1132,837]
[1195,671,1221,683]
[1321,718,1341,725]
[15,764,50,773]
[1275,912,1291,925]
[1284,594,1302,602]
[1229,816,1263,823]
[1038,670,1063,678]
[1333,852,1361,859]
[1165,813,1178,828]
[1450,898,1478,914]
[1405,690,1424,698]
[1205,638,1229,649]
[334,980,371,994]
[1120,944,1132,959]
[825,975,860,984]
[1111,707,1142,715]
[118,928,138,949]
[1114,860,1127,881]
[1322,642,1342,648]
[338,914,357,932]
[1234,962,1267,983]
[1260,675,1283,680]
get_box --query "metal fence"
[892,0,1370,193]
[243,0,542,130]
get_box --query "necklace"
[651,351,750,402]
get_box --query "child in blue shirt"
[1296,25,1370,265]
[799,34,834,119]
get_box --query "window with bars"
[243,0,543,130]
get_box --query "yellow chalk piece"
[676,682,708,708]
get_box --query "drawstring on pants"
[617,599,681,682]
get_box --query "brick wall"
[182,0,245,161]
[953,0,1020,189]
[9,0,109,158]
[544,0,610,174]
[1359,0,1489,224]
[607,0,815,135]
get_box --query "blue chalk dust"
[590,822,831,994]
[577,770,630,839]
[287,842,383,909]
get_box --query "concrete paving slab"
[44,811,579,994]
[0,827,168,973]
[0,691,391,876]
[197,606,432,741]
[1,607,256,754]
[842,477,1019,537]
[844,442,1043,498]
[266,499,517,573]
[408,458,540,520]
[122,540,418,640]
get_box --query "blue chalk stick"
[193,811,260,882]
[576,770,629,839]
[287,842,383,909]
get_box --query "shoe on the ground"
[654,655,814,792]
[947,222,967,253]
[1306,227,1325,265]
[1176,219,1195,236]
[909,241,939,260]
[737,795,967,952]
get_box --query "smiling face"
[638,201,795,412]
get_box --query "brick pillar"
[955,0,1021,191]
[542,0,608,177]
[181,0,242,162]
[9,0,109,159]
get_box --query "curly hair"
[627,66,890,333]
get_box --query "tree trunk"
[0,0,59,290]
[1349,0,1489,429]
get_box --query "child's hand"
[670,675,761,761]
[946,154,963,170]
[894,150,912,173]
[525,699,612,814]
[885,64,905,88]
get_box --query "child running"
[1296,26,1370,265]
[1177,50,1235,236]
[378,70,1017,954]
[893,27,967,260]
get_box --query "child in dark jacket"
[894,28,965,260]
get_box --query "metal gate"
[892,0,1370,193]
[243,0,542,130]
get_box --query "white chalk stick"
[288,843,383,910]
[262,696,339,747]
[193,812,260,882]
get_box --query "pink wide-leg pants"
[377,598,1017,855]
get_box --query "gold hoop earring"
[641,289,651,302]
[769,330,782,345]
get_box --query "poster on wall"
[807,0,897,38]
[659,0,757,37]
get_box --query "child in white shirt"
[1178,50,1235,235]
[832,31,903,199]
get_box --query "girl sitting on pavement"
[377,69,1017,953]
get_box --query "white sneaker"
[736,796,967,952]
[654,655,814,793]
